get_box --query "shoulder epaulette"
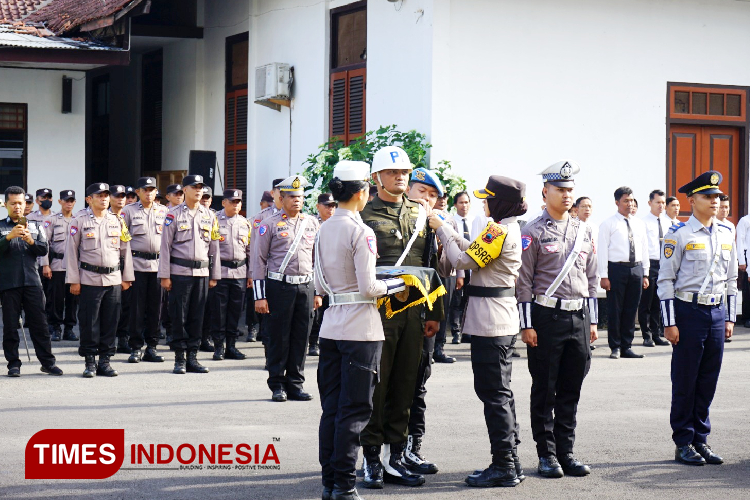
[668,222,686,233]
[718,223,732,232]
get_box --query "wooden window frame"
[669,85,746,123]
[0,102,28,191]
[330,68,366,145]
[330,0,367,73]
[225,32,249,213]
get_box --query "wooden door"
[668,125,740,223]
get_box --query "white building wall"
[0,68,86,201]
[162,39,200,173]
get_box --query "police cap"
[679,170,723,197]
[136,177,157,189]
[538,160,581,188]
[474,175,525,203]
[86,183,110,196]
[60,190,75,201]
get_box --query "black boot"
[143,346,165,362]
[308,342,320,356]
[213,341,225,360]
[362,445,384,489]
[263,344,268,370]
[432,345,455,363]
[116,336,130,354]
[538,455,564,478]
[96,356,118,377]
[186,349,209,373]
[246,323,259,342]
[199,336,214,352]
[225,338,246,360]
[383,442,425,487]
[50,326,62,342]
[331,488,364,500]
[403,435,439,474]
[62,327,78,341]
[465,453,519,488]
[82,355,97,378]
[128,348,142,363]
[173,350,186,374]
[512,447,525,481]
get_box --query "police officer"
[316,161,407,500]
[428,175,525,488]
[254,175,319,402]
[121,177,168,363]
[210,189,251,361]
[0,186,62,377]
[23,193,33,216]
[360,146,443,489]
[159,175,221,374]
[161,183,185,345]
[28,188,56,335]
[658,170,736,466]
[517,161,598,478]
[42,190,79,342]
[200,186,216,353]
[66,183,135,378]
[110,185,132,354]
[125,186,138,205]
[309,192,338,357]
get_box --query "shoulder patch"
[521,234,532,251]
[259,224,268,236]
[367,235,377,255]
[668,222,686,233]
[70,226,78,236]
[164,214,174,226]
[664,243,674,258]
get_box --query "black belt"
[133,251,159,260]
[80,262,120,274]
[221,259,247,269]
[464,285,515,298]
[170,256,209,269]
[49,250,64,260]
[611,261,640,268]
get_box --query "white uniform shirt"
[642,212,673,261]
[452,213,474,240]
[736,215,750,265]
[470,214,491,240]
[597,212,650,278]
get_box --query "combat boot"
[128,348,142,363]
[403,435,439,474]
[199,336,214,352]
[186,349,209,373]
[246,323,259,342]
[512,447,525,481]
[383,442,425,486]
[466,452,519,487]
[213,341,225,361]
[362,445,384,489]
[143,346,164,362]
[173,350,186,374]
[96,356,118,377]
[116,336,130,354]
[308,342,320,356]
[82,355,97,378]
[225,338,246,360]
[50,326,62,342]
[62,327,78,341]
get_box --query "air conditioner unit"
[255,63,292,101]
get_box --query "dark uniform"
[658,171,736,466]
[0,210,61,376]
[27,192,56,338]
[110,185,132,354]
[517,160,597,478]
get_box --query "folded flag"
[375,266,446,319]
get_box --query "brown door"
[668,125,740,224]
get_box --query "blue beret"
[411,168,444,197]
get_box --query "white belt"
[267,272,313,284]
[535,295,584,311]
[675,291,723,306]
[329,292,377,306]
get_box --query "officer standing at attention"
[517,161,598,479]
[110,185,133,354]
[125,186,138,205]
[66,183,135,378]
[210,189,251,361]
[658,171,736,466]
[200,186,217,353]
[316,161,407,500]
[254,175,320,402]
[159,175,221,374]
[28,188,56,332]
[161,183,185,345]
[308,192,338,357]
[42,190,79,342]
[0,186,62,377]
[23,193,33,216]
[360,146,443,490]
[121,177,168,363]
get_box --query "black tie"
[462,218,471,282]
[657,216,663,246]
[462,218,470,240]
[625,217,636,264]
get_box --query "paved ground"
[1,323,750,499]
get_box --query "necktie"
[625,217,636,264]
[657,216,663,251]
[462,218,470,240]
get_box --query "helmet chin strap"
[376,173,402,199]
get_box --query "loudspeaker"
[62,77,72,114]
[189,150,216,188]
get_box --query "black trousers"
[740,268,750,322]
[202,287,215,340]
[318,338,382,491]
[210,278,246,342]
[606,263,643,350]
[246,289,258,327]
[78,284,121,357]
[471,335,520,456]
[37,266,52,319]
[527,305,591,457]
[435,275,456,349]
[116,286,132,340]
[161,288,171,331]
[47,271,78,330]
[265,279,313,392]
[1,286,55,369]
[310,296,329,347]
[408,335,434,437]
[638,260,663,341]
[168,275,209,350]
[129,271,161,350]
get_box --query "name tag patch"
[686,243,705,250]
[722,244,732,250]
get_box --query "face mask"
[40,200,53,210]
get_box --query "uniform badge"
[722,243,732,250]
[165,214,174,226]
[70,226,78,236]
[482,224,505,244]
[44,221,51,228]
[664,243,674,258]
[367,236,377,255]
[279,231,289,238]
[178,224,190,231]
[85,232,95,239]
[686,243,705,250]
[219,236,225,242]
[521,235,532,251]
[415,170,426,181]
[253,219,261,228]
[277,221,286,227]
[282,214,288,219]
[710,173,719,185]
[259,224,268,236]
[544,244,559,253]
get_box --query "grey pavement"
[1,323,750,499]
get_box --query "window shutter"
[225,88,248,207]
[330,68,366,144]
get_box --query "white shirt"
[470,215,491,240]
[641,212,672,261]
[598,212,650,278]
[453,213,474,240]
[736,215,750,265]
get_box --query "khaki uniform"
[43,213,78,333]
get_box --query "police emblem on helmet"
[710,173,719,185]
[292,177,301,189]
[560,162,572,179]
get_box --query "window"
[670,86,746,121]
[0,103,27,191]
[226,32,249,210]
[330,2,366,144]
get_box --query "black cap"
[679,170,724,197]
[110,185,127,197]
[60,190,75,201]
[24,193,33,203]
[136,177,157,189]
[317,193,337,205]
[224,189,243,201]
[202,186,213,198]
[36,188,52,198]
[155,190,164,199]
[166,184,183,195]
[261,190,274,203]
[86,183,110,196]
[181,175,204,187]
[474,175,526,203]
[125,186,136,195]
[272,178,284,190]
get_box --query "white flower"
[338,147,352,160]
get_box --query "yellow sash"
[466,222,508,268]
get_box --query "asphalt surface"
[1,323,750,499]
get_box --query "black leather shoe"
[362,446,384,489]
[433,350,456,363]
[159,329,166,339]
[50,328,62,342]
[272,389,287,402]
[403,435,438,474]
[693,443,723,464]
[466,462,519,488]
[308,344,320,356]
[225,343,246,360]
[41,364,63,376]
[676,445,705,465]
[511,350,521,357]
[8,367,20,377]
[590,344,597,350]
[246,323,259,342]
[609,348,620,359]
[621,348,644,358]
[213,344,225,361]
[451,332,461,344]
[199,338,214,352]
[62,328,78,341]
[461,334,471,344]
[96,356,118,377]
[654,336,670,346]
[143,347,165,362]
[287,390,313,401]
[322,486,333,500]
[643,339,656,347]
[512,448,525,481]
[173,350,186,374]
[559,453,590,476]
[83,355,97,378]
[129,349,142,363]
[116,337,130,354]
[538,455,564,478]
[383,443,425,487]
[331,488,363,500]
[186,350,209,373]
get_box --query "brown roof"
[26,0,137,34]
[0,0,46,23]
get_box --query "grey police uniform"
[247,205,279,345]
[28,209,57,317]
[43,212,79,335]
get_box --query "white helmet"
[371,146,413,174]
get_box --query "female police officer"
[428,175,527,488]
[315,160,407,500]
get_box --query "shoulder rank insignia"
[668,222,685,233]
